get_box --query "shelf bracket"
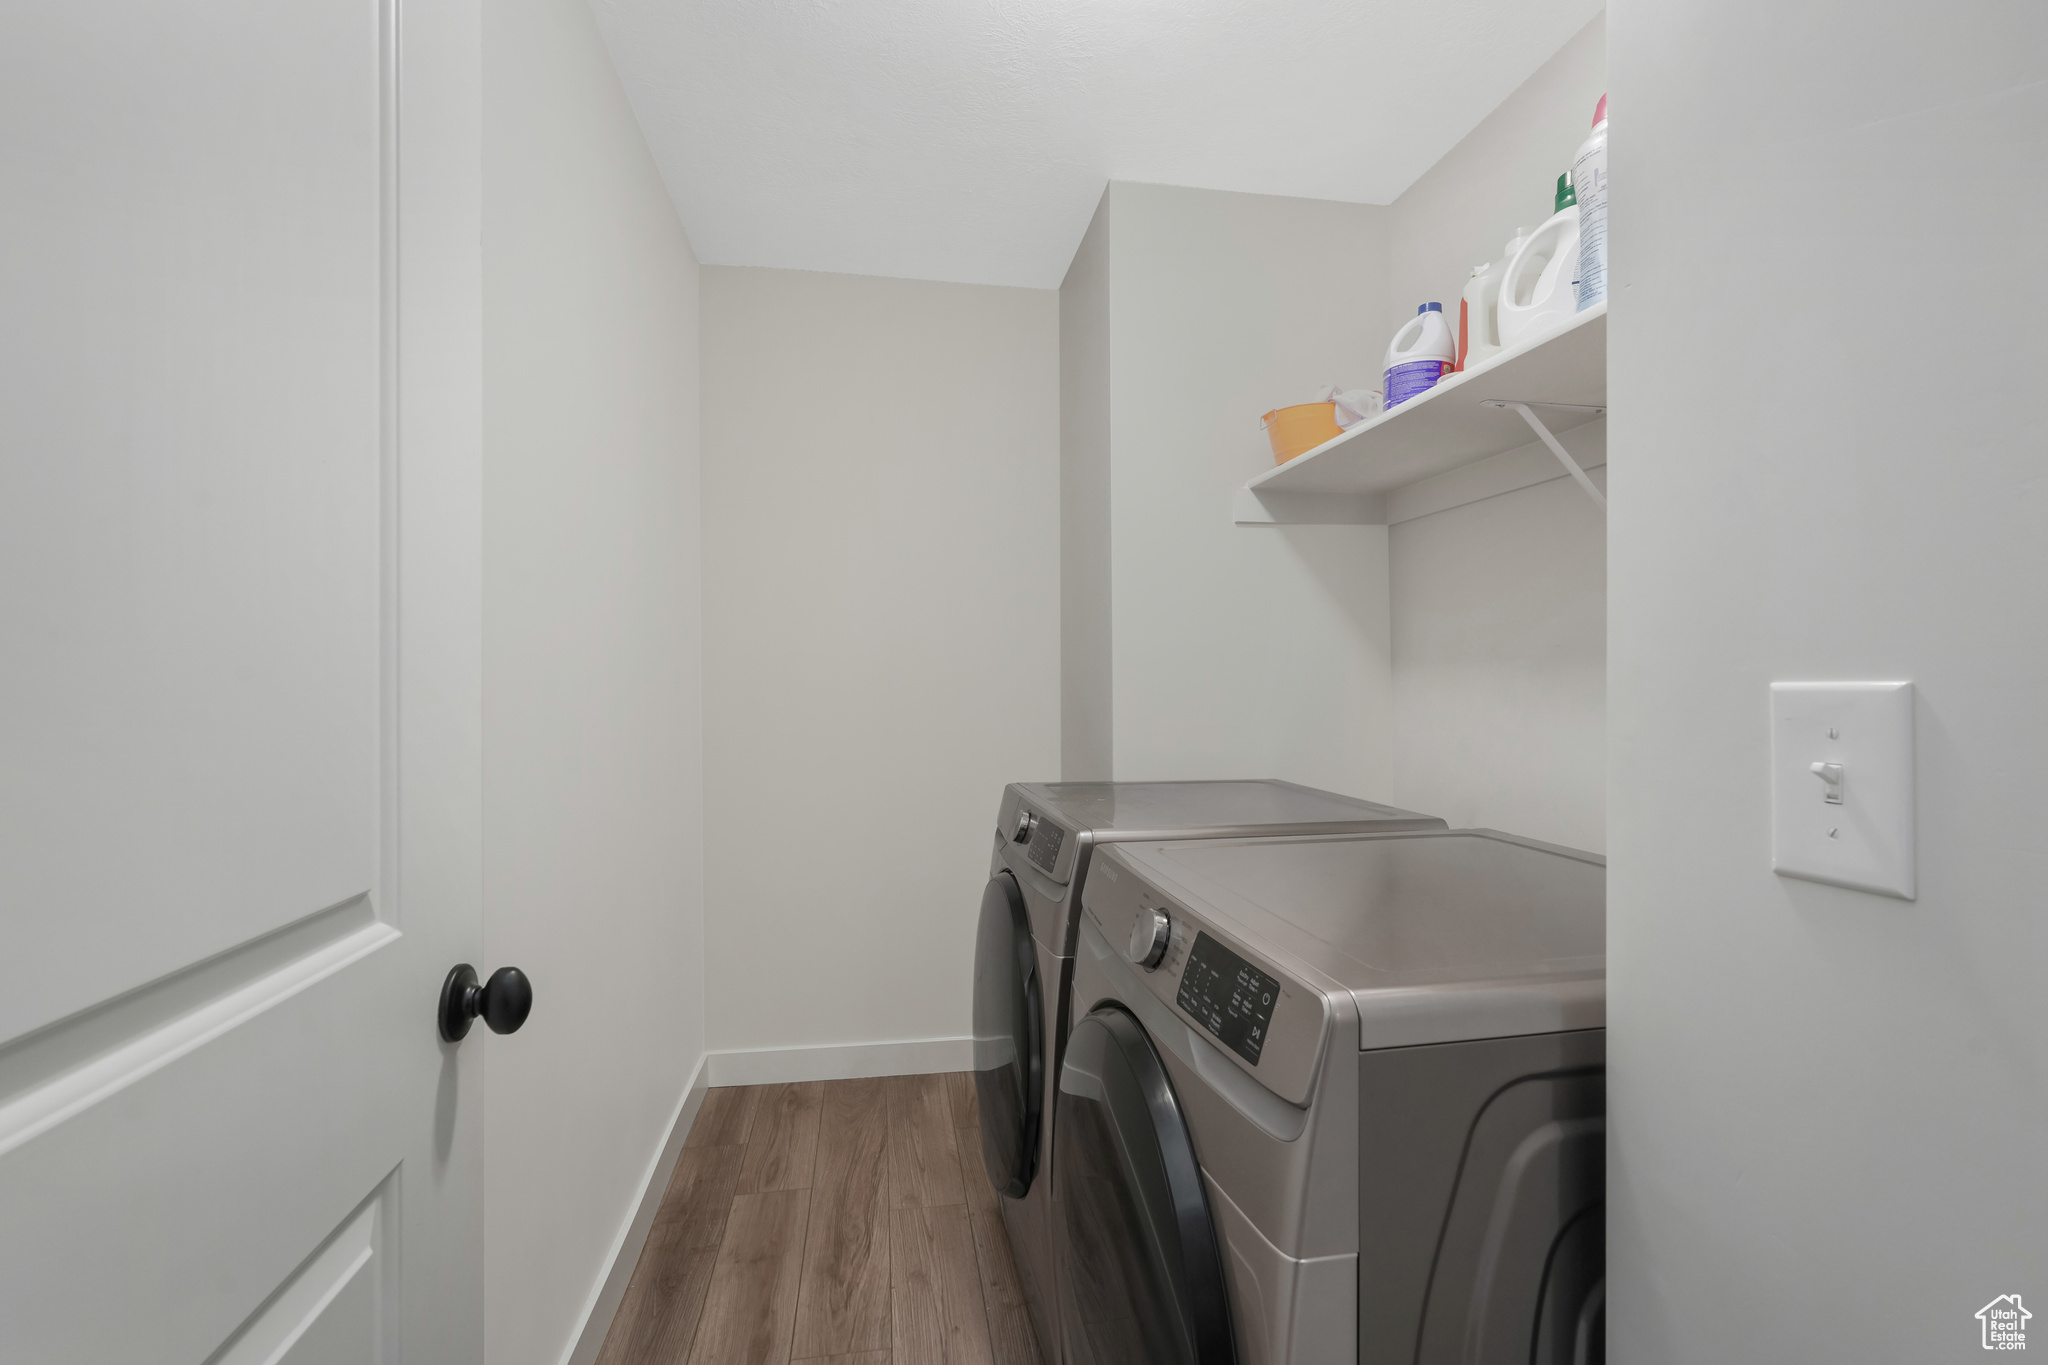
[1482,400,1607,512]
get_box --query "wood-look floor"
[597,1072,1040,1365]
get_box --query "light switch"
[1770,682,1915,899]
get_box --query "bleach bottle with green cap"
[1384,302,1457,408]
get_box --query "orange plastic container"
[1260,402,1343,465]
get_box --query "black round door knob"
[439,964,533,1042]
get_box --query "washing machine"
[972,782,1445,1362]
[1055,829,1606,1365]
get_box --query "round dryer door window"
[972,870,1043,1198]
[1054,1005,1236,1365]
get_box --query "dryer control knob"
[1127,908,1172,970]
[1012,808,1037,844]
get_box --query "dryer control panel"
[996,786,1080,884]
[1176,932,1281,1066]
[1081,845,1330,1106]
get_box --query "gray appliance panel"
[1080,855,1333,1108]
[1114,831,1606,1053]
[1069,911,1363,1265]
[979,780,1445,1363]
[997,780,1443,887]
[993,831,1085,960]
[1357,1030,1606,1365]
[999,932,1065,1361]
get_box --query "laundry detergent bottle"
[1384,303,1457,408]
[1498,176,1582,349]
[1457,226,1528,372]
[1574,94,1609,309]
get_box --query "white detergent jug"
[1457,227,1528,372]
[1384,303,1457,408]
[1498,185,1582,350]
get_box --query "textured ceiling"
[588,0,1604,289]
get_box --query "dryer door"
[973,869,1043,1197]
[1054,1005,1236,1365]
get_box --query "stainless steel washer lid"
[1117,830,1605,1050]
[999,779,1443,889]
[1011,773,1433,839]
[1015,779,1438,840]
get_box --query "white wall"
[1610,3,2048,1358]
[699,267,1060,1055]
[1384,17,1608,850]
[1077,182,1396,797]
[1389,470,1606,849]
[1386,14,1607,344]
[1060,193,1114,781]
[482,0,704,1360]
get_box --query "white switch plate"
[1770,682,1915,899]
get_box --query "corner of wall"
[1089,180,1395,798]
[696,265,1059,1054]
[1379,12,1608,852]
[481,0,708,1360]
[1386,12,1607,339]
[1060,186,1114,781]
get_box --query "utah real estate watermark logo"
[1978,1295,2030,1350]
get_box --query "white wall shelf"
[1235,301,1607,525]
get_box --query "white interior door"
[0,1,485,1361]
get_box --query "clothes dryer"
[1056,830,1606,1365]
[972,783,1443,1362]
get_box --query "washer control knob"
[1012,808,1037,844]
[1127,907,1172,970]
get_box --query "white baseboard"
[558,1054,711,1365]
[704,1036,972,1087]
